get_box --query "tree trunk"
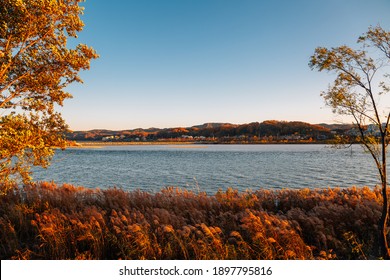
[379,136,390,259]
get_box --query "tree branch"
[385,112,390,135]
[351,111,383,176]
[0,71,30,108]
[335,66,369,91]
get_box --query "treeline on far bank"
[66,120,355,143]
[0,182,386,260]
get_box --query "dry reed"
[0,182,387,259]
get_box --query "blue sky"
[63,0,390,130]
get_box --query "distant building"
[102,136,114,141]
[281,134,302,141]
[366,124,381,137]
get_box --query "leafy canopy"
[309,26,390,157]
[0,0,98,187]
[310,25,390,259]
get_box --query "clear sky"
[62,0,390,130]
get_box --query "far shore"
[69,140,335,148]
[70,141,199,148]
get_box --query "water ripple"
[32,144,384,193]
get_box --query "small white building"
[102,136,114,141]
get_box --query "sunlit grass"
[0,182,386,259]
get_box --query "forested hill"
[66,120,354,142]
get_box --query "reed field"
[0,182,386,260]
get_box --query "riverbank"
[70,140,335,148]
[71,141,198,147]
[0,182,384,260]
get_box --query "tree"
[309,26,390,259]
[0,0,98,189]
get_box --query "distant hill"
[192,123,234,129]
[317,123,354,131]
[66,120,346,142]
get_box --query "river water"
[32,144,383,193]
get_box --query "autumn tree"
[0,0,98,189]
[309,26,390,259]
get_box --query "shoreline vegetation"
[69,140,335,148]
[1,182,387,260]
[71,141,203,147]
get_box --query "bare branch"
[385,112,390,135]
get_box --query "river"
[32,144,382,193]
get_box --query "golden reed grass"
[0,182,387,259]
